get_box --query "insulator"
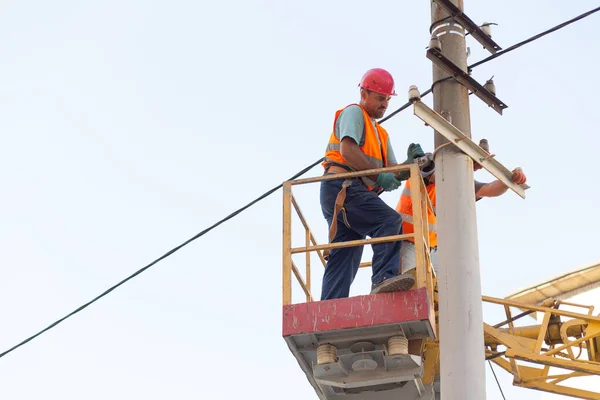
[429,36,441,51]
[316,344,337,365]
[388,336,409,356]
[484,79,496,96]
[481,22,492,38]
[479,139,490,152]
[408,85,421,102]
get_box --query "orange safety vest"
[322,104,390,190]
[395,179,438,248]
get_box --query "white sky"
[1,1,598,399]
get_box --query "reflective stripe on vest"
[322,104,389,190]
[400,187,437,214]
[397,212,437,233]
[395,179,438,247]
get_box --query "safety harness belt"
[323,179,353,260]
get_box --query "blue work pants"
[319,178,402,300]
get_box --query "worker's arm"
[475,169,527,199]
[336,106,371,166]
[340,137,399,190]
[336,106,418,191]
[336,106,387,182]
[340,137,380,179]
[475,180,509,198]
[385,136,398,166]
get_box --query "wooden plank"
[418,172,435,302]
[282,183,292,306]
[291,234,413,254]
[289,165,411,186]
[305,229,311,302]
[310,232,327,268]
[291,194,310,231]
[409,164,427,290]
[292,260,313,302]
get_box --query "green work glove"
[376,173,402,192]
[406,143,425,163]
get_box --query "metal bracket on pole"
[409,94,529,199]
[432,0,502,54]
[427,47,507,115]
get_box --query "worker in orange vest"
[320,68,425,300]
[395,151,527,277]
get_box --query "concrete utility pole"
[430,1,487,399]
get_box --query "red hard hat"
[358,68,397,96]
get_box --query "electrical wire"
[2,5,599,361]
[0,83,419,359]
[488,360,507,400]
[0,158,323,360]
[391,5,600,118]
[486,351,506,361]
[379,76,453,124]
[379,95,424,124]
[468,6,600,70]
[0,79,433,359]
[378,98,415,124]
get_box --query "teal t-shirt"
[335,105,398,164]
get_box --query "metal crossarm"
[433,0,502,53]
[427,47,508,115]
[411,97,529,198]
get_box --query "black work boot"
[370,273,416,295]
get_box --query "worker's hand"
[473,161,483,171]
[406,143,425,163]
[395,170,411,182]
[376,173,402,192]
[511,168,527,185]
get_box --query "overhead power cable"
[2,5,599,361]
[379,77,455,124]
[488,360,507,400]
[379,87,433,124]
[469,6,600,70]
[384,5,600,120]
[0,78,431,360]
[0,158,323,360]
